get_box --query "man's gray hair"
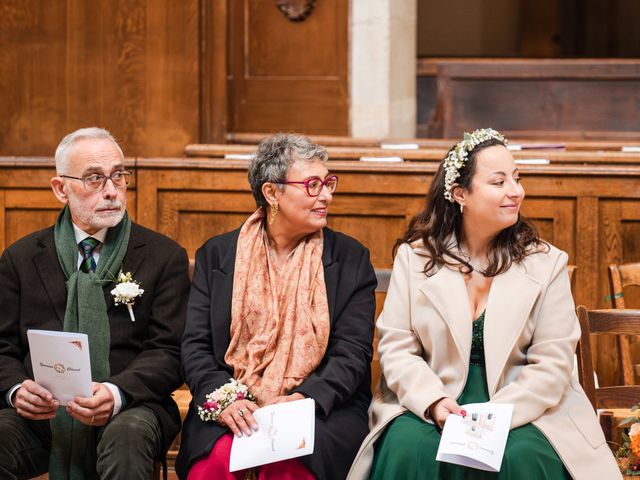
[54,127,124,174]
[248,133,328,208]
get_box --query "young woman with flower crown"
[347,129,620,479]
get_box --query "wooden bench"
[416,58,640,140]
[184,142,640,166]
[226,132,640,153]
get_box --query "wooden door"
[227,0,349,135]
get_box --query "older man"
[0,128,189,479]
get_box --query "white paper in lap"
[229,398,315,472]
[27,329,92,405]
[436,402,513,472]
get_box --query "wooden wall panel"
[178,212,247,255]
[598,199,640,384]
[4,190,60,246]
[0,0,199,157]
[228,0,349,135]
[0,1,68,155]
[157,191,255,253]
[328,214,408,270]
[5,209,59,246]
[327,193,424,269]
[449,79,640,135]
[2,157,639,388]
[0,163,137,250]
[521,198,575,257]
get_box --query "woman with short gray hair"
[248,133,329,209]
[177,133,376,480]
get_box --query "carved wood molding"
[276,0,316,22]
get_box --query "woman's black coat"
[175,227,377,479]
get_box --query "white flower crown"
[443,128,507,202]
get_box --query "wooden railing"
[186,143,640,165]
[225,132,640,153]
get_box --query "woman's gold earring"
[269,203,279,225]
[460,204,464,214]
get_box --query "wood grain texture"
[227,0,349,135]
[0,0,199,157]
[185,143,640,165]
[576,305,640,443]
[199,0,228,143]
[2,155,640,388]
[227,132,640,152]
[417,58,640,140]
[608,262,640,383]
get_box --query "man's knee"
[96,406,161,479]
[0,409,51,453]
[98,406,161,446]
[0,409,50,478]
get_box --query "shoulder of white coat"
[519,242,568,284]
[398,240,443,277]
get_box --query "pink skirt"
[187,433,315,480]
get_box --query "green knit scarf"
[50,205,131,480]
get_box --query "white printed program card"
[27,329,92,405]
[436,403,513,472]
[229,398,315,472]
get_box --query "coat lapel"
[484,264,541,396]
[322,229,338,322]
[418,264,473,368]
[211,230,239,364]
[33,232,67,326]
[102,224,146,310]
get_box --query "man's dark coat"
[0,222,190,454]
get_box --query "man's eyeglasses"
[276,175,338,197]
[60,171,132,192]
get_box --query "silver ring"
[238,408,245,417]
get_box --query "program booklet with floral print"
[436,402,513,472]
[27,329,92,405]
[229,398,315,472]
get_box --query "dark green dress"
[370,312,571,479]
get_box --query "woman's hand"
[428,397,466,429]
[217,399,259,437]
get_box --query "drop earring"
[269,203,279,225]
[460,203,464,214]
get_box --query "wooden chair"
[567,264,576,292]
[575,306,640,442]
[608,262,640,382]
[608,263,640,309]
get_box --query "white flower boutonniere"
[110,272,144,322]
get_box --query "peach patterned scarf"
[225,209,330,404]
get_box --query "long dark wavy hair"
[397,137,546,277]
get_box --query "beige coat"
[348,242,620,480]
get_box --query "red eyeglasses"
[276,175,339,197]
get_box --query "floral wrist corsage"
[197,378,255,422]
[110,271,144,322]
